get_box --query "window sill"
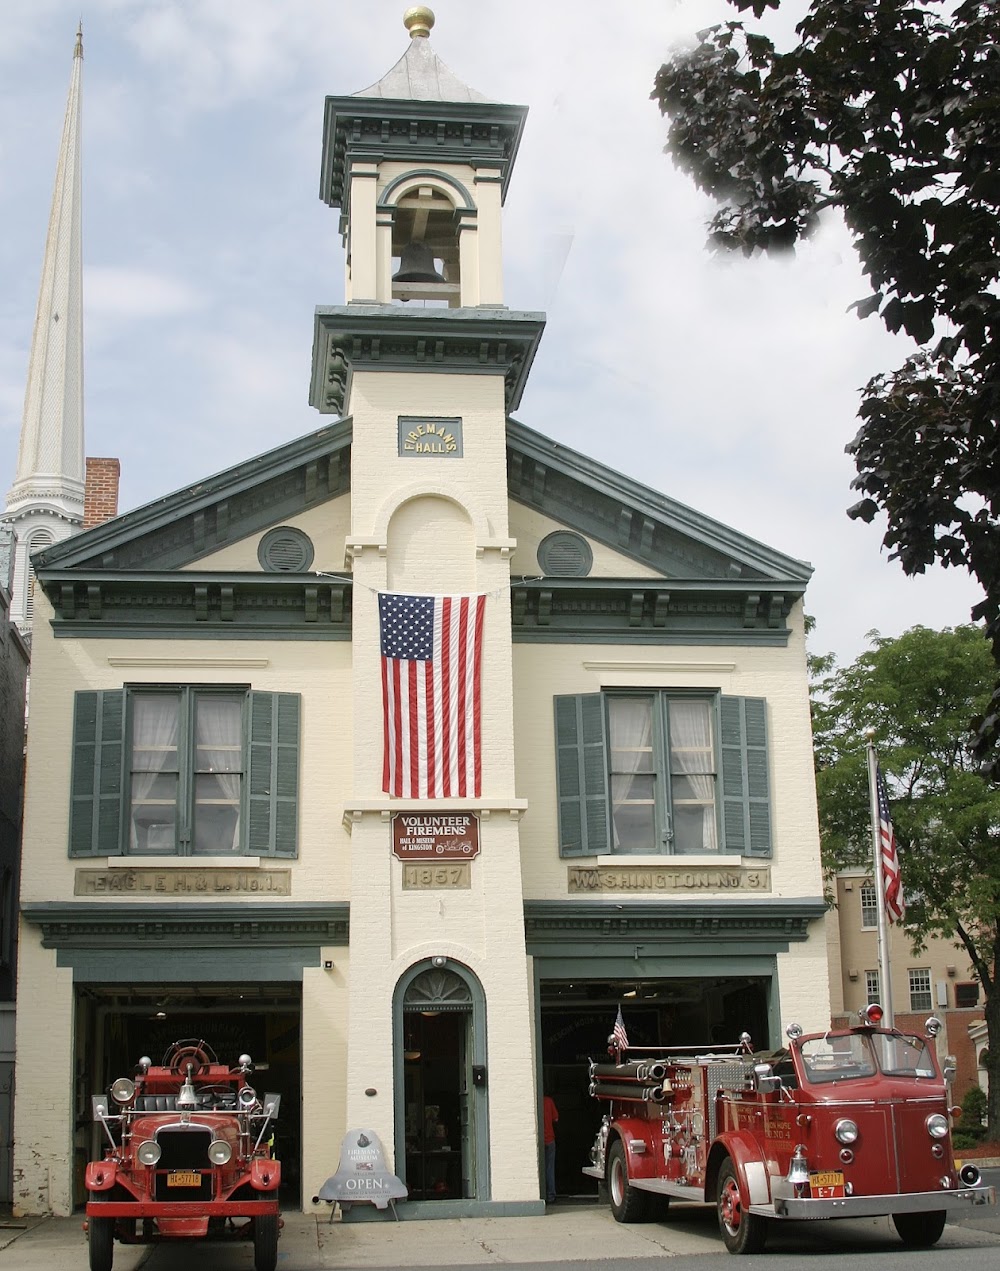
[106,856,262,869]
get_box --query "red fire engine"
[84,1039,282,1271]
[584,1006,994,1253]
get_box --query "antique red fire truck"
[584,1006,995,1253]
[84,1039,282,1271]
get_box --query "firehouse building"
[14,10,828,1217]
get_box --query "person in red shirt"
[542,1091,559,1203]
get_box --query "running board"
[630,1179,704,1203]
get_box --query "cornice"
[33,422,352,572]
[507,418,813,585]
[523,898,827,949]
[311,306,545,416]
[510,577,803,645]
[21,901,350,948]
[36,570,352,640]
[319,96,528,210]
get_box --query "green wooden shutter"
[719,696,772,858]
[69,690,124,857]
[247,692,300,858]
[554,694,610,857]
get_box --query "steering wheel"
[162,1039,218,1074]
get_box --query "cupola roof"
[354,7,488,103]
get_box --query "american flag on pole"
[875,763,905,924]
[612,1007,629,1051]
[378,592,486,799]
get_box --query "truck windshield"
[798,1031,937,1084]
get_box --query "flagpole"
[866,739,895,1027]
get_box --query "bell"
[393,240,447,284]
[786,1145,810,1187]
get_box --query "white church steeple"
[3,26,86,631]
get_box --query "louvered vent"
[257,527,315,573]
[537,531,593,578]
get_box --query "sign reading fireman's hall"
[398,415,463,457]
[391,812,480,861]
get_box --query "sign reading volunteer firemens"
[391,812,480,861]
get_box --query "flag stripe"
[876,763,905,924]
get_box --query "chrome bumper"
[758,1185,995,1220]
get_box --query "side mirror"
[754,1062,780,1094]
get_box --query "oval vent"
[537,530,593,578]
[257,526,315,573]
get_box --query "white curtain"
[608,698,655,851]
[129,696,180,852]
[193,697,241,853]
[668,700,717,852]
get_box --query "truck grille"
[153,1129,213,1202]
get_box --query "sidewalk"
[0,1199,997,1269]
[0,1201,721,1269]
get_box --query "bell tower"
[311,9,547,1210]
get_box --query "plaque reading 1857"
[391,813,479,861]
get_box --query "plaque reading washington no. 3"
[391,812,480,861]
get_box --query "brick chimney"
[83,457,121,528]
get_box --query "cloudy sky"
[0,0,983,667]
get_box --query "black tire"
[88,1216,114,1271]
[606,1139,653,1223]
[892,1210,947,1247]
[716,1157,767,1254]
[253,1212,279,1271]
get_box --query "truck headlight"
[834,1119,859,1145]
[110,1078,135,1105]
[208,1139,233,1165]
[925,1113,949,1139]
[137,1140,161,1166]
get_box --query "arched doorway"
[393,962,489,1202]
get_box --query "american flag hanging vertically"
[378,592,486,799]
[875,763,905,924]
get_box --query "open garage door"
[73,983,301,1207]
[539,975,770,1200]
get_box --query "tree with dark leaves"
[652,0,1000,775]
[811,624,1000,1134]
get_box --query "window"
[908,968,933,1012]
[69,688,300,858]
[860,883,878,929]
[865,970,880,1004]
[955,982,980,1008]
[554,693,771,858]
[129,690,243,855]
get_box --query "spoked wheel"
[88,1216,114,1271]
[606,1139,653,1222]
[892,1210,947,1247]
[716,1157,767,1254]
[253,1212,279,1271]
[162,1038,217,1074]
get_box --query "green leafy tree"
[811,624,1000,1133]
[652,1,1000,775]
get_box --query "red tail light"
[860,1003,884,1025]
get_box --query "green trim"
[33,421,352,572]
[523,899,827,955]
[507,417,812,584]
[57,947,320,982]
[377,169,476,211]
[319,97,528,210]
[39,572,351,638]
[311,307,545,416]
[339,1199,544,1221]
[513,579,800,645]
[21,901,350,948]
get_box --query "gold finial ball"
[404,6,435,38]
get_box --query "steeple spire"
[3,27,86,630]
